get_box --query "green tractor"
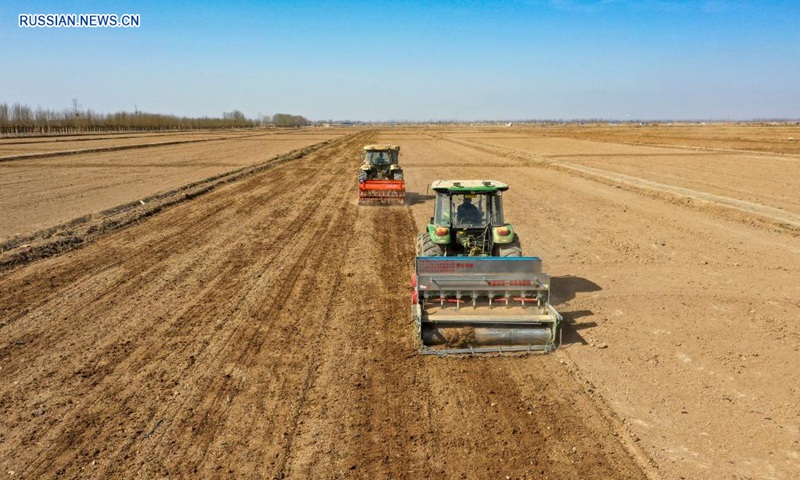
[417,180,521,257]
[411,179,561,354]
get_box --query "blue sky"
[2,0,799,121]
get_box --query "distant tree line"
[270,113,309,127]
[0,101,309,135]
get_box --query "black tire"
[393,170,404,181]
[494,234,522,257]
[417,232,444,257]
[358,170,367,183]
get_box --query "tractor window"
[452,194,488,227]
[433,193,451,225]
[434,192,503,226]
[491,193,505,225]
[366,151,395,165]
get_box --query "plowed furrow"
[0,132,374,478]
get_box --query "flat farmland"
[0,129,346,242]
[1,125,798,479]
[0,130,251,157]
[0,129,354,158]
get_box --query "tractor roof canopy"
[363,144,400,152]
[430,180,509,193]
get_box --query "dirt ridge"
[0,134,348,273]
[0,131,271,163]
[434,134,800,235]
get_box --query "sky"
[1,0,799,121]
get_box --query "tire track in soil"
[138,138,362,476]
[277,206,435,478]
[151,134,369,478]
[276,206,648,478]
[146,134,366,476]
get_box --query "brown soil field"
[1,125,799,479]
[528,123,800,155]
[0,129,334,158]
[0,131,240,158]
[0,129,346,242]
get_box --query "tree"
[272,113,308,128]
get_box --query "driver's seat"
[457,208,482,225]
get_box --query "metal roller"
[422,324,553,347]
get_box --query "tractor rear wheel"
[358,170,367,183]
[393,170,404,181]
[417,233,444,257]
[494,234,522,257]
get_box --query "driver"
[456,196,481,223]
[374,152,386,164]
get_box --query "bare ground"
[0,129,346,242]
[1,125,799,479]
[0,129,335,158]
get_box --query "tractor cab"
[361,145,401,179]
[364,146,399,167]
[426,180,516,256]
[433,189,505,228]
[357,144,405,205]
